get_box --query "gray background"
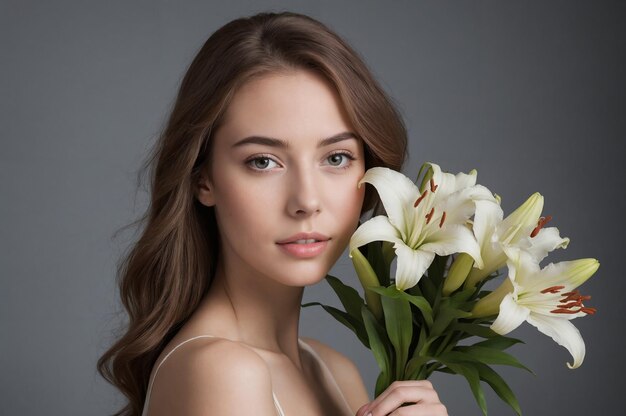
[2,1,624,415]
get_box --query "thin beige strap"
[273,391,286,416]
[298,339,354,415]
[142,334,286,416]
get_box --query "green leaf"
[420,274,438,304]
[450,286,478,303]
[452,322,498,339]
[325,274,366,322]
[368,285,434,327]
[301,302,369,347]
[430,298,472,337]
[414,325,429,357]
[374,369,390,398]
[438,358,487,416]
[474,362,523,416]
[456,346,535,374]
[427,254,449,287]
[404,355,431,380]
[381,292,413,379]
[474,336,525,351]
[403,294,434,328]
[361,304,392,382]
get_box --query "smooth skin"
[146,69,447,415]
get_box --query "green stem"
[425,362,443,378]
[433,331,455,357]
[441,331,464,355]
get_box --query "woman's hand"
[355,380,448,416]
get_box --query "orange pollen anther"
[414,189,428,208]
[540,285,565,294]
[560,291,583,302]
[530,215,553,238]
[430,178,438,192]
[560,301,583,309]
[439,211,447,228]
[425,207,435,224]
[550,308,581,314]
[550,288,594,315]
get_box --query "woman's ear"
[196,171,216,207]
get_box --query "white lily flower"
[349,163,495,291]
[475,246,599,369]
[464,192,570,288]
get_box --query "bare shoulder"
[301,336,371,411]
[147,337,278,416]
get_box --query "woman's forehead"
[217,70,355,146]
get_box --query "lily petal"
[472,199,503,250]
[502,245,542,289]
[516,226,570,264]
[421,224,484,269]
[495,192,544,244]
[424,162,458,201]
[358,167,420,236]
[472,199,504,273]
[526,314,586,369]
[349,215,403,252]
[393,243,435,290]
[491,293,530,334]
[453,168,478,191]
[439,184,498,227]
[524,257,600,294]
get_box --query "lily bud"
[418,165,434,194]
[471,278,514,318]
[465,192,544,289]
[349,247,383,321]
[442,253,475,296]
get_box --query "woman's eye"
[326,152,355,168]
[247,156,279,171]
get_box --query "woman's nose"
[286,168,321,217]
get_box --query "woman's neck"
[193,260,307,369]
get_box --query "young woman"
[98,11,448,416]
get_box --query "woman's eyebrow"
[231,131,358,148]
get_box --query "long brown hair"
[98,10,408,416]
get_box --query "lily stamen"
[559,301,583,309]
[425,207,435,224]
[560,290,583,302]
[429,178,438,192]
[550,308,581,314]
[550,288,594,315]
[414,189,428,207]
[439,211,447,228]
[540,285,565,294]
[530,215,553,238]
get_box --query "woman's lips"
[276,232,330,244]
[276,240,329,258]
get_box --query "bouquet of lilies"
[302,162,599,415]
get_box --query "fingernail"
[366,413,372,416]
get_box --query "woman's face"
[197,69,366,287]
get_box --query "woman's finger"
[388,402,448,416]
[361,380,443,416]
[356,402,371,416]
[371,380,437,406]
